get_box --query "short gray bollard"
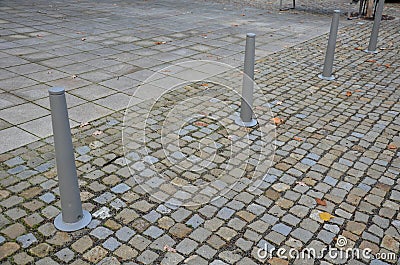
[235,33,258,127]
[365,0,385,53]
[318,10,341,81]
[49,87,91,232]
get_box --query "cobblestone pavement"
[1,0,400,265]
[206,0,400,18]
[0,0,342,153]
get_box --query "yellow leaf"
[319,212,334,222]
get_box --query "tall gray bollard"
[235,33,258,127]
[318,10,341,81]
[49,87,91,231]
[365,0,385,53]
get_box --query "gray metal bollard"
[235,33,258,127]
[318,10,341,81]
[365,0,385,53]
[49,87,91,231]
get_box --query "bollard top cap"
[49,87,65,95]
[246,33,256,38]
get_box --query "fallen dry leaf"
[271,117,283,125]
[355,47,364,50]
[355,89,362,92]
[154,41,167,45]
[384,64,391,68]
[346,91,352,97]
[319,212,334,222]
[295,181,308,187]
[79,122,90,128]
[294,136,303,142]
[92,130,103,136]
[366,59,376,63]
[316,198,327,206]
[200,83,209,87]
[194,121,208,127]
[163,245,176,253]
[388,144,397,150]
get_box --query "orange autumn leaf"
[346,91,352,97]
[388,144,397,150]
[194,121,208,127]
[366,59,376,63]
[294,136,303,142]
[384,64,391,68]
[319,212,334,222]
[201,83,209,87]
[271,117,283,125]
[355,47,364,50]
[316,198,327,206]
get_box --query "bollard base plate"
[54,210,92,232]
[364,49,378,54]
[318,74,335,81]
[235,117,258,127]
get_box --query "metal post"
[319,10,340,81]
[236,33,257,127]
[365,0,385,53]
[49,87,91,231]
